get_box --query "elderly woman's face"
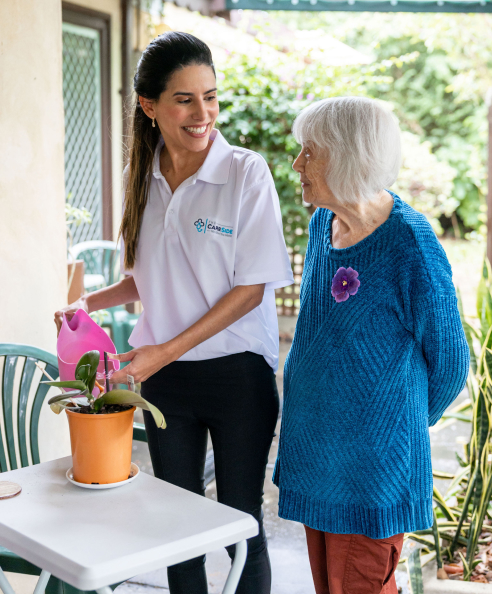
[293,145,333,207]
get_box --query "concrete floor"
[115,322,471,594]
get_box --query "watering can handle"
[61,310,81,333]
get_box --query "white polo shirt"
[121,129,293,371]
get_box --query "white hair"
[292,96,401,204]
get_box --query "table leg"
[222,540,247,594]
[33,570,51,594]
[95,587,113,594]
[0,566,15,594]
[0,568,50,594]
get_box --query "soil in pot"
[66,406,135,485]
[71,404,133,415]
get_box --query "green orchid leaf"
[98,389,166,429]
[75,364,91,382]
[75,350,100,381]
[87,370,98,395]
[62,390,87,397]
[49,401,79,414]
[41,380,87,390]
[50,401,68,414]
[48,391,87,405]
[93,397,105,413]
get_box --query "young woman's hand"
[54,297,89,336]
[109,343,178,385]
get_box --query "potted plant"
[44,349,165,485]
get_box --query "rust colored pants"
[304,526,404,594]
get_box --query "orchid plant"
[44,350,166,428]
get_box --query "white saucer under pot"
[66,463,140,490]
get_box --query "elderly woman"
[273,97,469,594]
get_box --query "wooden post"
[121,0,133,145]
[487,89,492,264]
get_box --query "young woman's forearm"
[110,283,265,384]
[168,283,265,360]
[55,275,140,334]
[84,275,140,312]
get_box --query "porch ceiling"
[225,0,492,12]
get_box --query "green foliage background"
[216,12,492,251]
[217,56,389,252]
[332,13,491,235]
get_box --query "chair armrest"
[133,422,147,443]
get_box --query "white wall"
[0,10,125,590]
[0,0,71,462]
[0,0,125,471]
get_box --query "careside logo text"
[194,218,233,238]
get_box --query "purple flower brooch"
[331,267,360,303]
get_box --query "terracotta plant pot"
[66,407,135,484]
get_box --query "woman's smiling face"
[292,144,334,208]
[141,63,219,153]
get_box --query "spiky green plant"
[406,259,492,583]
[44,350,166,428]
[408,548,424,594]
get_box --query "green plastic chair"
[70,241,139,356]
[0,343,147,594]
[70,240,119,291]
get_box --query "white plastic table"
[0,457,258,594]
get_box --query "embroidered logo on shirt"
[194,218,233,238]
[194,219,206,232]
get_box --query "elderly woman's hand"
[109,343,177,385]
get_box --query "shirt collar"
[152,129,233,185]
[196,130,233,185]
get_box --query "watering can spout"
[57,309,120,393]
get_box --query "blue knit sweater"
[273,192,470,539]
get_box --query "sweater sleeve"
[412,294,470,426]
[401,211,470,426]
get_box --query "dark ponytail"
[120,32,214,270]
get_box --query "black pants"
[141,352,279,594]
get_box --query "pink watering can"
[57,309,120,395]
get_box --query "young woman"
[55,32,293,594]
